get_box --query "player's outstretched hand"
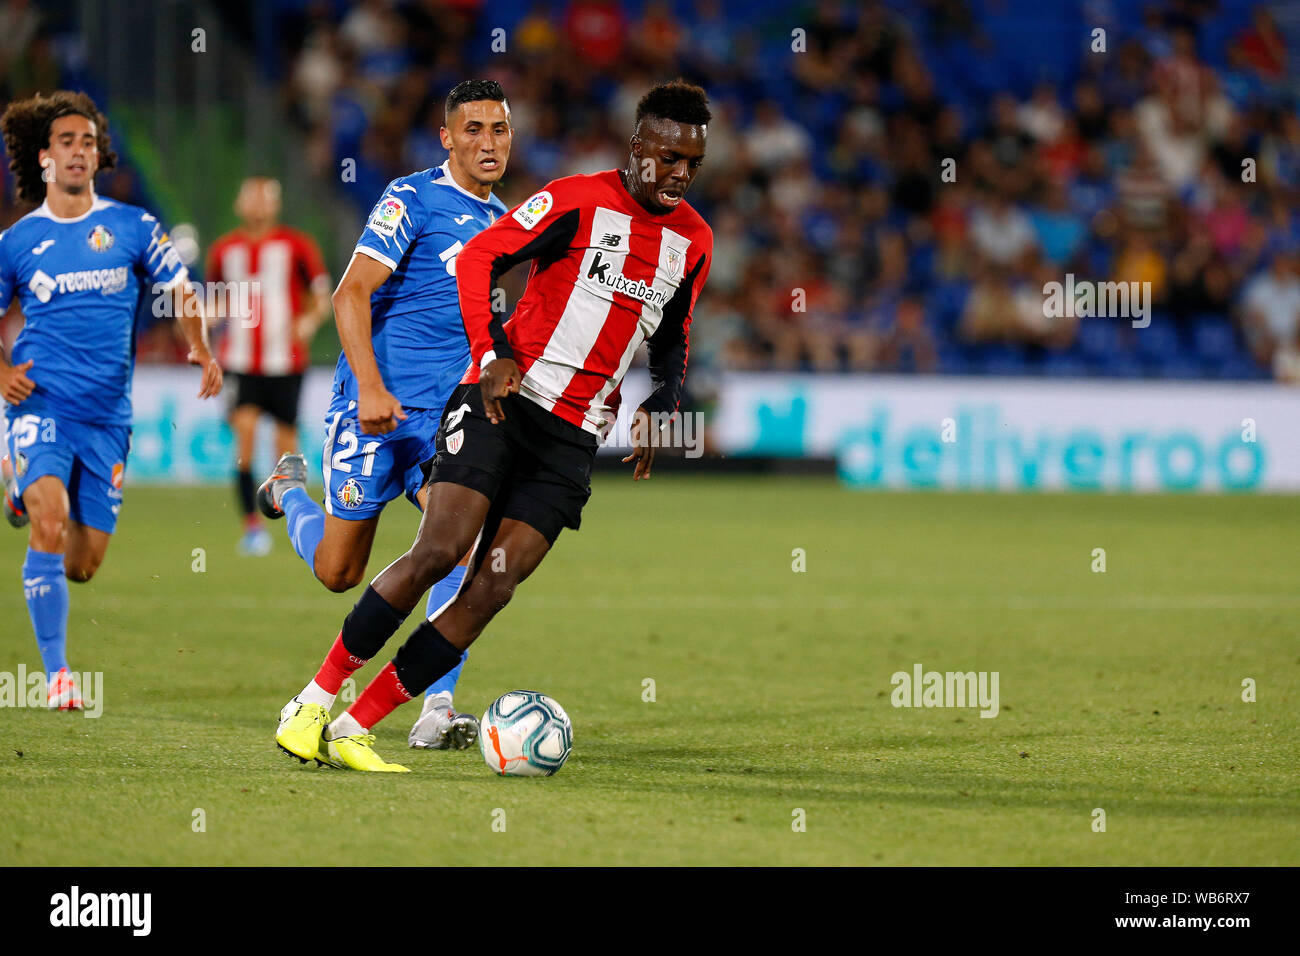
[359,384,407,435]
[188,348,223,399]
[0,359,36,404]
[481,357,520,425]
[622,406,655,481]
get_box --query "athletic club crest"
[337,478,365,508]
[87,224,114,252]
[665,247,684,280]
[446,429,464,455]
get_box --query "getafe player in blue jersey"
[0,91,223,709]
[264,80,511,759]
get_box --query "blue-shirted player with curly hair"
[0,91,223,710]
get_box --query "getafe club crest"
[337,478,365,509]
[87,224,114,252]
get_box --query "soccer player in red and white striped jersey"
[206,178,330,555]
[272,81,713,770]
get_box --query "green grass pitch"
[1,476,1296,865]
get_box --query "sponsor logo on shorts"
[87,224,114,252]
[512,190,553,229]
[337,478,365,508]
[110,462,125,490]
[14,453,27,477]
[446,429,464,455]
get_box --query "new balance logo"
[599,233,621,247]
[32,239,55,255]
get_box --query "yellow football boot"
[275,699,330,764]
[321,732,411,772]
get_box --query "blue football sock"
[22,548,69,677]
[425,564,468,698]
[281,486,325,570]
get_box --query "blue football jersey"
[336,162,508,410]
[0,197,187,425]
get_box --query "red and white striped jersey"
[206,226,329,376]
[456,170,712,436]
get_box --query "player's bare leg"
[231,404,271,556]
[64,521,111,583]
[429,518,551,650]
[311,513,380,592]
[368,481,492,612]
[274,421,297,459]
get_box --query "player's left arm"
[142,213,221,399]
[624,249,711,481]
[0,231,35,404]
[292,232,332,346]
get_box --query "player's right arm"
[332,252,405,435]
[456,183,581,423]
[0,230,35,405]
[340,179,433,435]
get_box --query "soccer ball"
[479,690,573,777]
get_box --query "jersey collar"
[33,195,113,224]
[435,162,495,205]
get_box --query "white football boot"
[408,692,480,750]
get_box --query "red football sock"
[314,633,369,695]
[348,662,413,729]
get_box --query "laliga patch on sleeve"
[513,190,553,230]
[367,196,406,240]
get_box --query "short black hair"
[635,80,712,128]
[444,79,507,125]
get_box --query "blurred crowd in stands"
[4,0,1300,383]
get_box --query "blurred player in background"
[0,91,222,708]
[206,177,330,557]
[274,80,713,771]
[265,79,512,756]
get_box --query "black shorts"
[229,373,303,426]
[425,383,598,546]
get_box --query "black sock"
[392,621,464,698]
[237,469,256,517]
[340,586,408,660]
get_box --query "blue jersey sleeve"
[135,211,188,289]
[0,231,14,311]
[354,178,428,271]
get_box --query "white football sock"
[298,680,335,710]
[328,712,365,739]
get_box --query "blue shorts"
[321,392,443,520]
[4,408,131,534]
